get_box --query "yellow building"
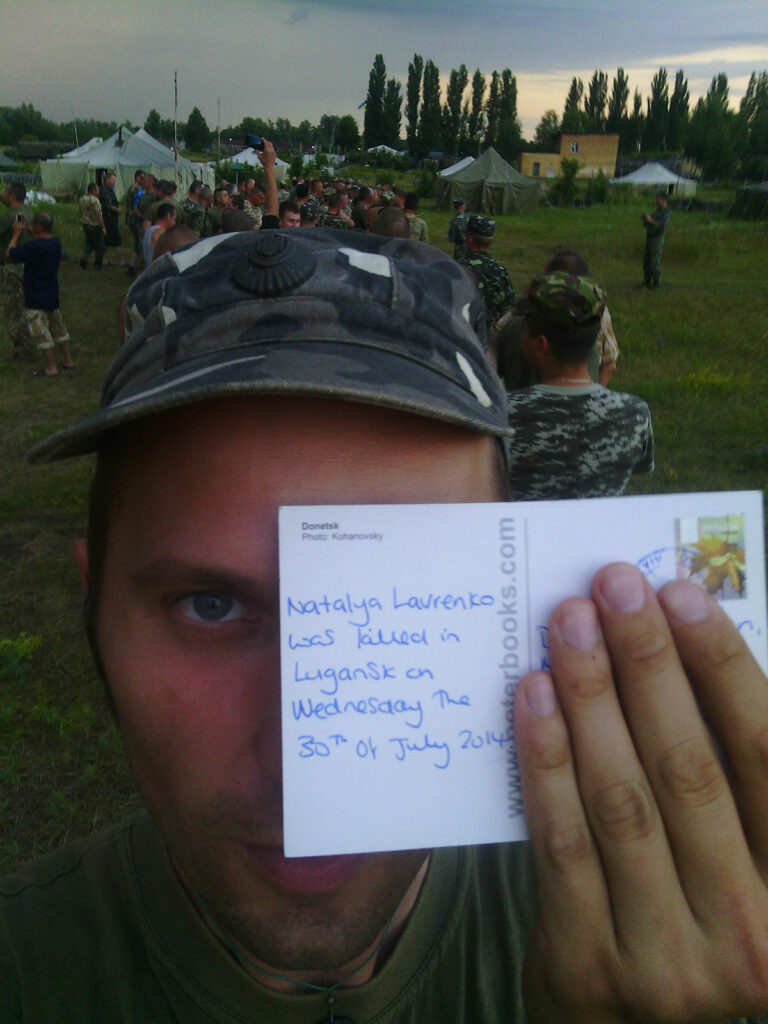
[520,134,619,179]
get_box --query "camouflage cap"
[521,271,606,334]
[467,215,495,238]
[452,197,466,207]
[29,230,511,462]
[300,200,320,221]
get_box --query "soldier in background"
[182,180,206,235]
[125,170,146,278]
[494,251,619,390]
[642,190,671,288]
[318,192,352,230]
[457,215,515,331]
[404,192,429,243]
[78,183,107,270]
[506,272,653,500]
[299,200,320,227]
[99,172,126,267]
[0,182,33,359]
[448,196,468,259]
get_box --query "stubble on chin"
[161,789,428,973]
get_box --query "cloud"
[287,5,310,25]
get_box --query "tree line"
[363,56,768,181]
[364,54,523,162]
[4,63,767,181]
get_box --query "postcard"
[279,492,766,856]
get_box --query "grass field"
[1,196,767,871]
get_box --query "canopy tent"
[610,161,697,197]
[228,147,290,184]
[436,147,540,214]
[63,136,104,159]
[39,127,214,198]
[438,155,474,178]
[0,151,21,168]
[367,144,401,156]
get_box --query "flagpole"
[173,71,179,186]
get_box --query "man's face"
[93,396,499,973]
[280,210,301,228]
[106,174,116,188]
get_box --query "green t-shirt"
[0,809,537,1022]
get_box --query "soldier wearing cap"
[299,200,320,226]
[3,232,768,1024]
[641,190,671,287]
[506,271,653,500]
[448,197,468,259]
[318,191,352,230]
[457,215,515,330]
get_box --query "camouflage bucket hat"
[29,230,511,463]
[521,271,606,334]
[467,215,495,238]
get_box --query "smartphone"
[246,133,265,152]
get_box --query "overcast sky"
[3,0,768,140]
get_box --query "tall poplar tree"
[364,54,386,148]
[667,69,690,150]
[644,67,669,150]
[442,64,468,153]
[467,69,486,154]
[418,59,442,156]
[561,77,587,132]
[584,70,608,132]
[496,69,522,159]
[405,54,423,156]
[607,68,629,133]
[484,70,501,148]
[381,78,403,149]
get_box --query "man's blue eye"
[185,592,241,622]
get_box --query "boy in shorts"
[6,210,74,377]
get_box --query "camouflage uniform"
[405,212,429,243]
[448,210,468,259]
[506,272,653,499]
[0,205,32,357]
[242,199,262,230]
[318,211,349,230]
[182,198,206,235]
[507,386,654,499]
[79,193,105,269]
[458,251,515,329]
[643,203,671,287]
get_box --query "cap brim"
[28,338,513,463]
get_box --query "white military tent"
[438,155,475,178]
[610,161,697,197]
[228,146,290,183]
[39,127,214,198]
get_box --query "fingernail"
[600,564,646,614]
[662,580,711,623]
[558,602,601,650]
[525,674,558,718]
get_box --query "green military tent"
[436,147,540,214]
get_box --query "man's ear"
[72,539,89,593]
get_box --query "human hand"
[257,138,276,170]
[12,213,26,233]
[515,562,768,1024]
